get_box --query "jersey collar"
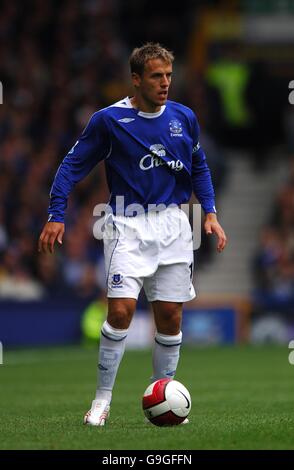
[126,96,166,119]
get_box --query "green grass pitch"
[0,345,294,450]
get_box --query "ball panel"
[166,391,187,410]
[143,382,156,397]
[142,378,171,410]
[165,380,191,415]
[171,407,190,418]
[143,400,170,419]
[149,410,186,427]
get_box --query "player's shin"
[95,320,128,403]
[151,331,182,382]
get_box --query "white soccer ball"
[142,378,191,426]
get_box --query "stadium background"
[1,0,294,451]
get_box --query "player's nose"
[161,75,169,87]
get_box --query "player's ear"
[131,72,141,88]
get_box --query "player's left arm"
[204,212,227,253]
[189,113,227,252]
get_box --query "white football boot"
[84,399,110,426]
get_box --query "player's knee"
[107,299,136,329]
[165,306,182,323]
[107,307,132,329]
[167,317,182,335]
[157,308,182,335]
[170,311,181,328]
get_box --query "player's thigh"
[103,232,144,300]
[143,262,195,303]
[103,216,156,300]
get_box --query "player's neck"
[130,96,161,114]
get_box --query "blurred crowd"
[253,157,294,305]
[0,0,130,300]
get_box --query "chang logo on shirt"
[139,144,184,172]
[169,119,183,137]
[150,143,166,157]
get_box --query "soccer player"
[38,43,227,426]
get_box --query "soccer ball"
[142,378,191,426]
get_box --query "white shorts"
[103,206,196,303]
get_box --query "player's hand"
[204,213,227,253]
[38,222,65,254]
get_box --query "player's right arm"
[38,111,110,254]
[38,221,65,254]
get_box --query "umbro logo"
[118,117,135,123]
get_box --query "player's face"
[132,58,172,112]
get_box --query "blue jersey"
[48,97,216,221]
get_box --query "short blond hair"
[129,42,174,76]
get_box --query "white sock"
[152,331,182,381]
[95,321,128,403]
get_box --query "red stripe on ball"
[142,378,171,410]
